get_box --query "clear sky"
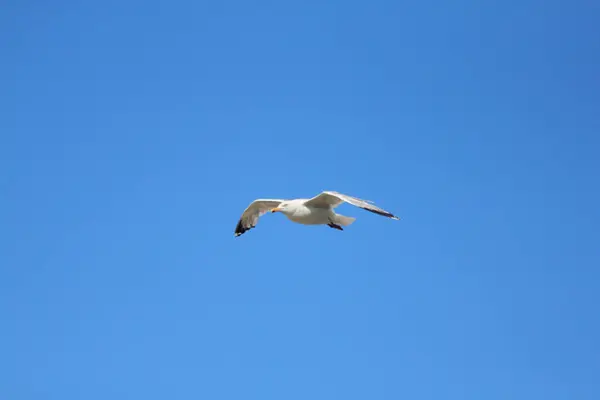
[2,1,599,399]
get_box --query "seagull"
[234,190,399,237]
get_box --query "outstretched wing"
[234,199,285,237]
[304,191,400,220]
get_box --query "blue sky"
[2,0,599,399]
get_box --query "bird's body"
[234,191,399,237]
[275,199,328,224]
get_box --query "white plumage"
[234,191,399,237]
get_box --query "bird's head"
[271,202,290,214]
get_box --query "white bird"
[234,191,399,237]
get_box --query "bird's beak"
[271,207,281,213]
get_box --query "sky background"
[2,0,599,399]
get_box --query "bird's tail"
[334,214,356,226]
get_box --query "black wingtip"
[234,219,255,237]
[362,207,399,220]
[234,219,246,237]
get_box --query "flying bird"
[234,191,399,237]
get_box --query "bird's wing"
[234,199,285,237]
[304,191,400,220]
